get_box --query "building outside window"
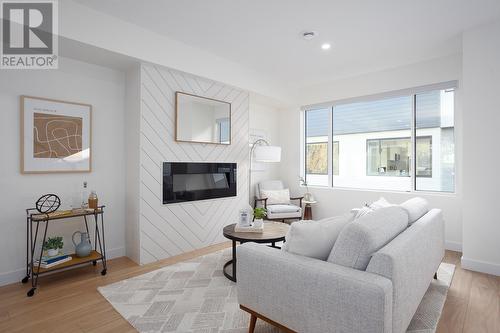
[305,108,329,186]
[303,86,455,192]
[366,136,432,177]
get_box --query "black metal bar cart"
[23,206,107,297]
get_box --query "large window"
[305,108,329,186]
[303,85,455,192]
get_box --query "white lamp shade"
[253,145,281,162]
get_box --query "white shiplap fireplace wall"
[133,63,249,264]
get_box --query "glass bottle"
[81,181,89,209]
[88,190,98,210]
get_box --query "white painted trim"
[302,80,459,111]
[0,247,125,287]
[445,241,462,252]
[461,256,500,276]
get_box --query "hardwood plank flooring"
[0,246,498,333]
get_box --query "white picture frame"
[238,209,251,227]
[21,95,92,173]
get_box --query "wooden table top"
[223,222,289,243]
[30,207,104,221]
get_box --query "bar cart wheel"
[27,288,36,297]
[92,260,97,266]
[101,269,107,276]
[21,276,29,284]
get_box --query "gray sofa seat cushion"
[327,206,409,270]
[400,197,429,224]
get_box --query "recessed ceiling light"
[321,43,331,50]
[302,31,317,40]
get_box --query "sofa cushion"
[267,204,300,214]
[260,188,290,205]
[352,197,393,219]
[282,214,353,260]
[327,206,409,270]
[369,197,393,210]
[400,197,429,224]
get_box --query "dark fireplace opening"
[163,162,237,204]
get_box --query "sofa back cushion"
[327,206,409,270]
[282,214,353,260]
[400,197,429,225]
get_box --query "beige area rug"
[98,249,455,333]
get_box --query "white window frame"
[301,81,458,194]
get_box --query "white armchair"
[254,180,303,222]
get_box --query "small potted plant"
[43,236,64,257]
[253,207,267,228]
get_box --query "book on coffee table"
[234,224,264,233]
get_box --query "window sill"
[301,184,457,198]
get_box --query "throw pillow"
[369,197,392,210]
[260,188,290,205]
[328,206,409,270]
[400,197,429,224]
[282,214,353,261]
[354,206,373,219]
[352,197,392,219]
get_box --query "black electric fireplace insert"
[163,162,237,204]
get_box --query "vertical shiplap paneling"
[139,64,249,264]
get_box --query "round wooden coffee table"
[222,222,289,282]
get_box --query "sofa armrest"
[237,243,393,333]
[366,208,445,333]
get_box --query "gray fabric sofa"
[236,207,445,333]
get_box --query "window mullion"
[328,107,333,187]
[411,94,417,191]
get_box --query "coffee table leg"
[232,240,236,279]
[223,240,237,282]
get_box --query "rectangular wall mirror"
[176,92,231,145]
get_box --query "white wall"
[0,57,127,285]
[125,64,141,264]
[279,54,463,251]
[249,98,283,201]
[461,20,500,275]
[135,63,250,264]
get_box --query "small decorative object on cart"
[36,194,61,214]
[88,190,98,209]
[43,236,63,257]
[81,181,89,209]
[72,231,92,257]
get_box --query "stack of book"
[34,254,72,269]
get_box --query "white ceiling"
[75,0,500,90]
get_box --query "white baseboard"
[0,246,125,287]
[445,240,462,252]
[461,256,500,276]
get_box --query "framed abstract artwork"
[21,96,92,173]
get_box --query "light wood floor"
[0,246,498,333]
